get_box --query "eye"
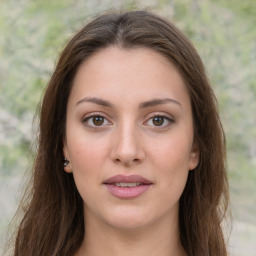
[145,115,174,127]
[82,114,111,128]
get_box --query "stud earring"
[64,159,70,167]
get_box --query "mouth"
[113,182,144,187]
[103,175,153,199]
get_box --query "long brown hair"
[11,10,229,256]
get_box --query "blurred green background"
[0,0,255,255]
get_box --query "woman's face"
[63,47,199,230]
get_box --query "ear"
[63,139,72,173]
[64,162,72,173]
[188,143,200,171]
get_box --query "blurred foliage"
[0,0,255,240]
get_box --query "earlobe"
[64,161,72,173]
[189,144,200,171]
[63,140,72,173]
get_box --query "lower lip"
[104,184,152,199]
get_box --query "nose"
[110,122,145,167]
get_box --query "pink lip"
[104,174,152,184]
[103,175,153,199]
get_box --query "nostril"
[114,157,140,166]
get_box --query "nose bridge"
[111,117,144,165]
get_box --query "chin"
[102,206,152,230]
[108,218,149,231]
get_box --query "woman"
[12,10,229,256]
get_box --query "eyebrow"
[76,97,181,108]
[139,98,182,109]
[76,97,113,107]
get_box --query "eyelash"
[82,113,112,128]
[144,114,174,128]
[81,113,174,129]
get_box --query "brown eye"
[145,115,174,128]
[83,114,111,128]
[92,116,104,126]
[152,116,164,126]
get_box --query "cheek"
[150,134,192,193]
[151,134,193,172]
[71,141,107,173]
[69,138,107,201]
[145,137,191,217]
[66,136,108,198]
[66,125,109,167]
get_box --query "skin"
[63,46,199,256]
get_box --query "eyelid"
[143,112,175,127]
[81,112,112,128]
[145,112,174,121]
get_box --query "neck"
[75,210,186,256]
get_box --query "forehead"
[69,46,190,109]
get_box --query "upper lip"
[103,174,152,184]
